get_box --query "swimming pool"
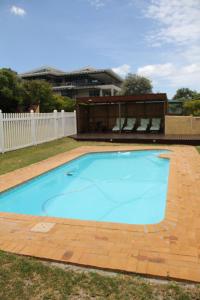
[0,150,170,225]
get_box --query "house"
[20,66,123,99]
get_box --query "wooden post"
[163,100,166,134]
[0,110,4,153]
[119,103,121,134]
[107,104,109,131]
[76,105,80,134]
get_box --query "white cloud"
[137,63,200,89]
[141,0,200,94]
[182,45,200,64]
[138,63,175,77]
[10,5,26,16]
[146,0,200,45]
[88,0,106,9]
[112,64,131,77]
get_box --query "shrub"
[183,100,200,116]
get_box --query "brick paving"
[0,145,200,282]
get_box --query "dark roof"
[20,65,123,83]
[77,94,168,104]
[20,66,66,76]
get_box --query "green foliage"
[0,137,116,175]
[183,99,200,116]
[22,80,54,112]
[51,94,75,112]
[0,68,24,112]
[0,68,75,112]
[173,88,198,101]
[192,92,200,100]
[121,73,153,95]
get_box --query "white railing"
[0,110,77,153]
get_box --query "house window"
[102,90,111,97]
[89,89,100,97]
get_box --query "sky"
[0,0,200,98]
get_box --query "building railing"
[51,81,117,88]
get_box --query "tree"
[121,74,153,95]
[22,80,54,112]
[173,88,197,101]
[22,80,75,112]
[52,95,75,112]
[192,92,200,100]
[0,68,24,112]
[183,99,200,116]
[0,69,75,112]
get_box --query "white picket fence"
[0,110,77,153]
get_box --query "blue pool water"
[0,150,170,225]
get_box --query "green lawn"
[0,137,119,175]
[0,250,199,300]
[1,137,199,175]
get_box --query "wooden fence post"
[30,110,36,145]
[0,110,4,153]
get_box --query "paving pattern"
[0,145,200,282]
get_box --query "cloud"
[138,63,175,77]
[137,63,200,89]
[182,45,200,64]
[112,64,131,77]
[146,0,200,45]
[10,5,26,16]
[141,0,200,94]
[88,0,106,9]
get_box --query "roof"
[20,66,66,77]
[20,65,123,83]
[76,94,168,104]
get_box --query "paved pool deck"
[0,145,200,282]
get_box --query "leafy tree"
[121,74,153,95]
[0,68,24,112]
[22,81,75,112]
[52,95,75,112]
[192,92,200,100]
[0,68,75,112]
[173,88,197,101]
[183,100,200,116]
[22,80,54,112]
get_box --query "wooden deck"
[72,133,200,145]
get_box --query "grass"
[0,250,200,300]
[1,137,199,176]
[0,137,118,175]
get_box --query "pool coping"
[0,145,200,282]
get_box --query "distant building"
[20,66,122,99]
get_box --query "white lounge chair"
[112,118,125,131]
[123,118,136,131]
[136,118,150,132]
[150,118,161,131]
